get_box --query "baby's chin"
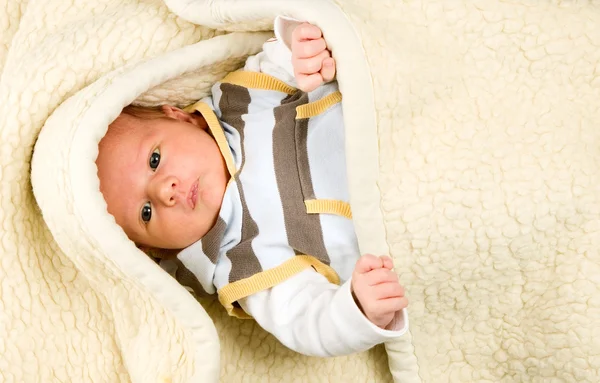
[138,246,181,259]
[134,231,203,252]
[179,224,214,248]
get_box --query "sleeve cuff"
[274,15,302,52]
[334,279,409,340]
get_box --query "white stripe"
[208,85,223,116]
[305,104,349,201]
[319,215,360,282]
[177,241,217,295]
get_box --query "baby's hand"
[351,254,408,329]
[291,23,336,93]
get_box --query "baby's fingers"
[380,256,394,270]
[373,282,405,300]
[354,254,384,275]
[294,50,330,75]
[320,58,336,83]
[377,296,409,314]
[292,23,323,43]
[293,38,327,59]
[364,268,398,286]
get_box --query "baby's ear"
[161,105,207,129]
[161,105,193,122]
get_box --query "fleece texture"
[0,0,597,381]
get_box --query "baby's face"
[96,106,229,249]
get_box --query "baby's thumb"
[320,58,336,83]
[354,254,384,274]
[381,256,394,270]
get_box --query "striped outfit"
[163,16,408,357]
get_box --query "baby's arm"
[243,17,336,92]
[238,259,408,357]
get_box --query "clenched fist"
[291,23,337,92]
[351,254,408,329]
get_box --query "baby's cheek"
[154,213,186,247]
[179,216,207,245]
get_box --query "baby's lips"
[187,179,199,209]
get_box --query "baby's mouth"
[188,179,199,209]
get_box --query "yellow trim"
[218,255,340,318]
[296,91,342,119]
[305,199,352,219]
[185,101,237,178]
[222,71,296,95]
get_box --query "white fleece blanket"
[1,0,597,381]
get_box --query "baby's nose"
[155,176,179,207]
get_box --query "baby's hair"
[121,104,166,120]
[103,105,166,142]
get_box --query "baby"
[96,17,409,357]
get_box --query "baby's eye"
[149,148,161,171]
[141,202,152,223]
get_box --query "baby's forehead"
[99,118,149,156]
[96,135,141,227]
[98,125,142,170]
[105,113,144,140]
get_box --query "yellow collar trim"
[185,101,237,178]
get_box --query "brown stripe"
[273,92,330,265]
[201,217,226,264]
[295,113,316,200]
[218,83,263,282]
[172,258,213,298]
